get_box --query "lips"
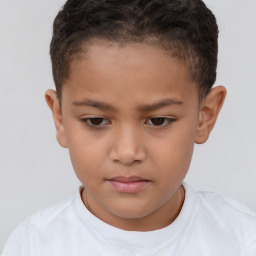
[107,176,150,193]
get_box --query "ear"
[196,86,227,144]
[45,89,68,148]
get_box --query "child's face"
[46,42,225,231]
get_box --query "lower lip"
[107,180,150,193]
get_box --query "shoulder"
[189,185,256,251]
[183,184,256,254]
[2,195,74,256]
[183,183,256,221]
[196,189,256,223]
[22,194,74,230]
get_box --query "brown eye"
[82,117,110,128]
[89,118,104,126]
[147,117,175,127]
[150,118,166,126]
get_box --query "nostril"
[109,145,146,165]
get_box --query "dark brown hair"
[50,0,218,101]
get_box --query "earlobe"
[195,86,227,144]
[45,89,68,148]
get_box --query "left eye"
[83,118,110,127]
[147,117,174,127]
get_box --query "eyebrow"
[72,99,117,111]
[72,98,184,112]
[137,98,184,112]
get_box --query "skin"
[45,42,226,231]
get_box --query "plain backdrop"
[1,0,256,251]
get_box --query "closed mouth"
[106,176,150,193]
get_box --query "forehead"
[63,42,198,108]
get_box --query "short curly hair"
[50,0,218,101]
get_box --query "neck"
[81,185,185,232]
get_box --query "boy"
[2,0,256,255]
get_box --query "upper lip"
[107,176,149,182]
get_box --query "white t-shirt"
[2,183,256,256]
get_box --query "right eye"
[146,117,176,127]
[82,117,111,128]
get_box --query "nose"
[109,125,146,165]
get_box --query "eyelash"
[81,117,176,129]
[82,118,111,129]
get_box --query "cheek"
[69,145,104,188]
[65,126,108,183]
[151,123,197,175]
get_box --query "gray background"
[1,0,256,251]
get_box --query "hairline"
[57,37,206,105]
